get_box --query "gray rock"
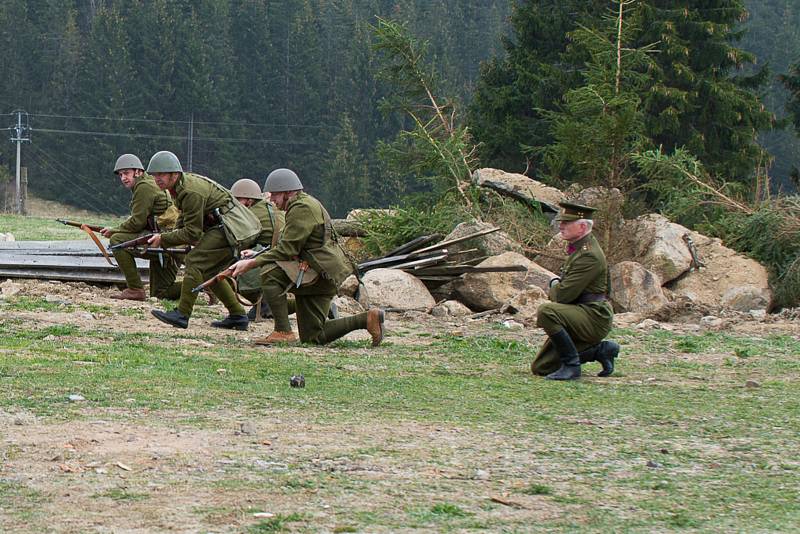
[669,231,772,312]
[610,261,669,313]
[623,214,692,283]
[721,286,771,313]
[68,394,86,402]
[472,167,563,211]
[360,268,435,310]
[339,275,360,298]
[455,252,555,311]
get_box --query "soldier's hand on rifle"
[240,249,255,258]
[148,233,162,248]
[230,258,257,278]
[100,227,113,238]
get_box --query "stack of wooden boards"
[356,227,527,290]
[0,240,147,284]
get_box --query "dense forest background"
[0,0,798,216]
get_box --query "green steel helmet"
[264,168,303,193]
[231,178,263,199]
[146,151,183,174]
[113,154,144,174]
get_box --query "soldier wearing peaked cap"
[531,202,620,380]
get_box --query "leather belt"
[576,293,607,304]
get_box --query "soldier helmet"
[231,178,263,199]
[264,168,303,193]
[113,154,144,174]
[146,151,183,174]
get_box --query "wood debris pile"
[356,227,526,290]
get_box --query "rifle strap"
[81,224,116,266]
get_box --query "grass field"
[1,212,123,241]
[1,287,798,532]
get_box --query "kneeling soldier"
[229,168,384,346]
[531,202,619,380]
[101,154,179,301]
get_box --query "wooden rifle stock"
[191,246,271,293]
[109,233,156,251]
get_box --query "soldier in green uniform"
[100,154,179,301]
[146,151,261,330]
[531,202,620,380]
[222,178,284,323]
[229,168,384,346]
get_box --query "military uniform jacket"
[550,233,610,304]
[160,173,231,248]
[254,192,352,286]
[111,173,171,234]
[249,199,284,248]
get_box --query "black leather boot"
[545,329,581,381]
[595,340,619,377]
[211,314,249,331]
[152,309,189,329]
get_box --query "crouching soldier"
[229,168,384,346]
[531,202,619,380]
[101,154,179,300]
[221,178,284,323]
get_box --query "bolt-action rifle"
[55,218,115,265]
[191,246,271,294]
[109,233,156,252]
[56,219,105,232]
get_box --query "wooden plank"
[380,234,441,258]
[410,227,500,255]
[0,268,147,284]
[0,254,147,269]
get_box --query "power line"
[27,144,125,213]
[31,126,316,146]
[27,112,326,130]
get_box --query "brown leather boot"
[110,288,147,301]
[366,308,385,347]
[254,331,298,346]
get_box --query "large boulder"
[455,251,556,311]
[622,214,693,284]
[443,221,523,261]
[360,268,436,310]
[610,261,669,314]
[472,168,563,211]
[668,231,772,311]
[508,285,549,325]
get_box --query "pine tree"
[320,113,370,217]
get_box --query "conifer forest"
[0,0,798,216]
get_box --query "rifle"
[56,218,105,232]
[55,218,115,266]
[109,233,156,252]
[191,246,271,294]
[130,246,192,255]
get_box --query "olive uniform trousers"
[531,300,613,375]
[177,227,244,317]
[110,231,180,299]
[261,265,366,344]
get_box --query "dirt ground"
[1,278,799,532]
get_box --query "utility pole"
[187,113,194,172]
[10,110,30,215]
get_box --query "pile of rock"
[341,168,773,321]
